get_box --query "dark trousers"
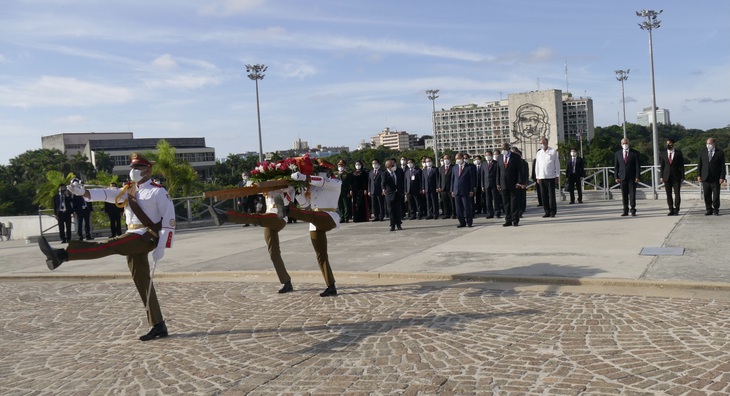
[385,197,402,228]
[57,213,72,242]
[664,179,681,212]
[567,176,583,203]
[109,214,122,237]
[425,191,438,218]
[454,194,474,226]
[439,191,453,217]
[66,233,162,326]
[227,211,291,284]
[501,189,521,224]
[539,179,557,215]
[418,194,427,217]
[406,192,421,219]
[702,181,721,213]
[474,188,484,213]
[620,180,637,213]
[338,194,351,221]
[370,194,385,220]
[76,213,91,238]
[536,181,543,206]
[485,186,500,216]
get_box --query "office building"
[636,107,670,127]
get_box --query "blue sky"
[1,0,728,165]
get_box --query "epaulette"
[151,182,164,188]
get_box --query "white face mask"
[400,160,406,166]
[474,160,481,165]
[407,163,414,169]
[570,152,577,157]
[338,166,345,172]
[455,159,463,165]
[355,164,362,170]
[391,166,397,172]
[129,169,144,182]
[485,156,493,162]
[443,159,451,166]
[426,162,433,167]
[622,144,630,150]
[372,164,380,170]
[421,162,425,168]
[707,144,715,150]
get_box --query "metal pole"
[255,78,264,163]
[637,10,662,199]
[615,69,629,139]
[426,90,440,163]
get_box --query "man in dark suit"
[336,160,352,223]
[104,182,125,237]
[496,143,526,226]
[437,155,454,219]
[381,158,404,231]
[450,152,477,227]
[73,185,94,241]
[565,147,586,204]
[421,157,440,219]
[53,183,74,243]
[531,157,543,207]
[404,158,422,220]
[473,155,485,215]
[368,159,385,221]
[614,138,641,216]
[697,137,726,216]
[659,139,685,216]
[482,150,500,219]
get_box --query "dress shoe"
[208,206,227,226]
[502,222,512,227]
[320,285,337,297]
[486,215,494,219]
[578,200,583,204]
[667,210,674,216]
[278,281,293,294]
[569,201,575,204]
[139,321,168,341]
[512,222,519,227]
[86,235,94,240]
[496,212,502,218]
[61,239,67,244]
[456,224,465,228]
[631,212,637,217]
[396,224,402,230]
[542,214,550,218]
[714,211,720,216]
[621,213,628,217]
[39,236,66,270]
[705,212,713,216]
[550,213,556,218]
[451,216,456,219]
[467,224,473,228]
[390,226,395,232]
[426,216,434,220]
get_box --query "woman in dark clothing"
[350,159,370,222]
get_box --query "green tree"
[146,140,200,197]
[94,151,115,174]
[34,170,76,210]
[69,152,96,181]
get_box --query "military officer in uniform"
[209,186,296,294]
[38,153,175,341]
[288,159,341,297]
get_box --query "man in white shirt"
[534,137,561,218]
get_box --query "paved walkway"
[1,198,729,395]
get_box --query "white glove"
[152,245,165,262]
[291,172,307,181]
[67,180,86,196]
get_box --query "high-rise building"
[432,89,594,164]
[636,107,670,127]
[370,127,418,151]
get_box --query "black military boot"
[278,281,293,294]
[208,206,228,227]
[139,321,168,341]
[39,236,68,270]
[319,284,338,297]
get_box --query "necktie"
[59,194,65,212]
[710,150,714,160]
[669,151,673,164]
[572,158,576,172]
[505,156,509,168]
[624,151,628,163]
[459,165,463,176]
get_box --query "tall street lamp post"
[425,89,440,163]
[615,69,630,139]
[637,9,662,199]
[246,64,267,163]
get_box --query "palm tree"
[94,151,115,174]
[34,170,76,209]
[147,140,200,197]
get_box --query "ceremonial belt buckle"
[313,207,337,212]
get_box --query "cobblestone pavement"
[2,278,730,395]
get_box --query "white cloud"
[277,60,316,79]
[0,76,133,108]
[52,115,88,125]
[152,54,178,70]
[143,74,222,90]
[200,0,266,16]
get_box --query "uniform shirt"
[87,180,176,248]
[535,147,561,179]
[295,173,342,231]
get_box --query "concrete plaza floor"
[1,198,729,395]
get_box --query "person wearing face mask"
[565,147,586,204]
[421,157,440,219]
[614,138,641,216]
[482,150,500,219]
[368,159,385,221]
[404,158,422,220]
[350,159,370,222]
[381,158,405,231]
[534,137,560,218]
[72,181,94,241]
[438,154,455,219]
[38,153,176,341]
[335,159,352,223]
[496,143,526,226]
[104,182,125,237]
[236,172,256,226]
[53,183,74,243]
[659,139,685,215]
[450,152,477,228]
[697,137,726,216]
[473,155,485,215]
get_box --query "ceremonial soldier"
[38,153,175,341]
[288,159,342,297]
[209,186,296,294]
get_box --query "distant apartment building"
[432,89,594,164]
[370,128,418,150]
[41,132,215,177]
[636,107,670,127]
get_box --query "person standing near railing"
[565,147,586,204]
[697,137,726,216]
[52,183,74,243]
[659,139,685,216]
[614,138,641,217]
